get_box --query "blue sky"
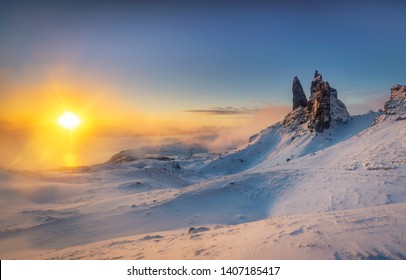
[1,0,406,113]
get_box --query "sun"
[57,112,81,130]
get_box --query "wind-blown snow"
[0,98,405,260]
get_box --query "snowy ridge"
[201,111,378,176]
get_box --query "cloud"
[183,106,258,115]
[182,104,291,150]
[1,64,292,169]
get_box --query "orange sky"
[1,0,403,170]
[0,71,290,169]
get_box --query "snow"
[329,92,351,124]
[42,202,406,260]
[0,103,405,259]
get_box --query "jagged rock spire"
[283,70,350,133]
[292,76,307,110]
[307,81,331,132]
[310,70,323,101]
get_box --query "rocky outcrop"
[374,84,406,124]
[310,70,323,102]
[328,82,350,123]
[292,76,307,110]
[282,106,306,130]
[384,84,406,116]
[283,71,350,133]
[307,81,331,132]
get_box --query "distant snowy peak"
[283,71,350,133]
[374,84,406,123]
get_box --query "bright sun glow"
[57,112,81,129]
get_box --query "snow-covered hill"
[0,76,405,260]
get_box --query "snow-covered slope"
[43,202,406,260]
[0,82,405,260]
[200,112,379,175]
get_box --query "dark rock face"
[310,70,323,101]
[292,76,307,110]
[283,71,350,133]
[307,82,331,132]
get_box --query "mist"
[0,104,290,170]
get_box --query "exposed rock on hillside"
[307,80,331,132]
[384,84,406,116]
[374,84,406,123]
[292,76,307,110]
[281,106,306,131]
[329,82,350,123]
[283,71,350,133]
[310,70,323,101]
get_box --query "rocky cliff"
[374,84,406,123]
